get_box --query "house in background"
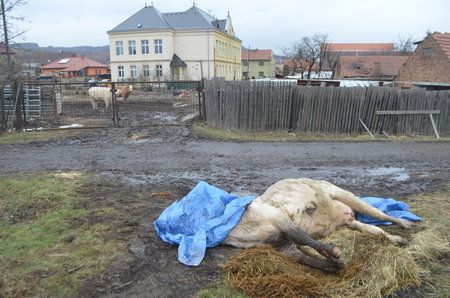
[41,54,109,78]
[395,32,450,89]
[241,48,275,79]
[108,4,241,81]
[335,55,408,81]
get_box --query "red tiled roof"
[326,43,395,52]
[433,32,450,60]
[42,55,108,71]
[338,55,408,78]
[241,49,272,60]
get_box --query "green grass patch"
[0,172,125,297]
[193,123,450,142]
[0,129,91,145]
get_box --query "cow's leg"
[274,216,343,263]
[347,220,408,245]
[91,100,98,111]
[276,241,345,273]
[328,186,414,229]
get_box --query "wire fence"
[0,80,203,131]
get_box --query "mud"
[1,112,449,297]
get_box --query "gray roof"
[170,54,187,67]
[109,5,228,33]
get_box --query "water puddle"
[366,167,410,181]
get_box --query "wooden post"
[111,82,118,126]
[359,118,375,139]
[429,113,440,139]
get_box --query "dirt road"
[1,126,449,296]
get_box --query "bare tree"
[395,35,415,54]
[1,0,28,131]
[282,33,333,79]
[281,41,308,78]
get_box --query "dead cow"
[223,178,415,273]
[88,85,132,110]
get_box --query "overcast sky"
[14,0,450,54]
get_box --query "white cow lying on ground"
[223,178,415,273]
[88,85,133,110]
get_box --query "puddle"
[366,167,410,181]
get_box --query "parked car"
[36,75,58,83]
[84,78,98,87]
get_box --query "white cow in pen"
[88,85,133,110]
[223,178,415,273]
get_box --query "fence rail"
[204,80,450,136]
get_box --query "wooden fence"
[204,80,450,136]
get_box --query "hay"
[223,228,448,298]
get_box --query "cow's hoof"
[398,219,415,229]
[391,235,409,246]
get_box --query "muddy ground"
[1,95,449,297]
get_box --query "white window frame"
[258,61,264,66]
[141,40,149,55]
[156,64,163,77]
[154,39,163,54]
[258,71,265,77]
[143,65,150,78]
[118,65,125,78]
[115,41,123,56]
[130,65,137,78]
[128,40,136,55]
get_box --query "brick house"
[395,32,450,87]
[41,54,109,78]
[335,56,408,80]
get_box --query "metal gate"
[111,80,204,127]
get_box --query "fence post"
[111,82,119,126]
[0,82,5,132]
[13,80,24,131]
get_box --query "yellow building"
[241,48,275,79]
[108,5,241,81]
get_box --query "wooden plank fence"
[204,80,450,136]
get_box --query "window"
[243,61,248,66]
[128,40,136,55]
[154,39,162,54]
[118,66,124,78]
[422,47,433,57]
[141,40,149,54]
[143,65,150,78]
[258,71,264,77]
[115,41,123,56]
[130,65,137,78]
[156,65,163,77]
[258,61,264,66]
[242,71,248,78]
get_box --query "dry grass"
[0,129,94,145]
[220,188,449,297]
[193,123,450,143]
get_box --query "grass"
[193,123,450,142]
[0,129,91,145]
[0,172,125,297]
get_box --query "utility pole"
[1,0,11,64]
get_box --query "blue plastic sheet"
[357,197,422,225]
[154,181,255,266]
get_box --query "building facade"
[395,32,450,86]
[241,49,275,79]
[108,5,241,81]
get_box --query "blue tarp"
[357,197,422,225]
[154,181,255,266]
